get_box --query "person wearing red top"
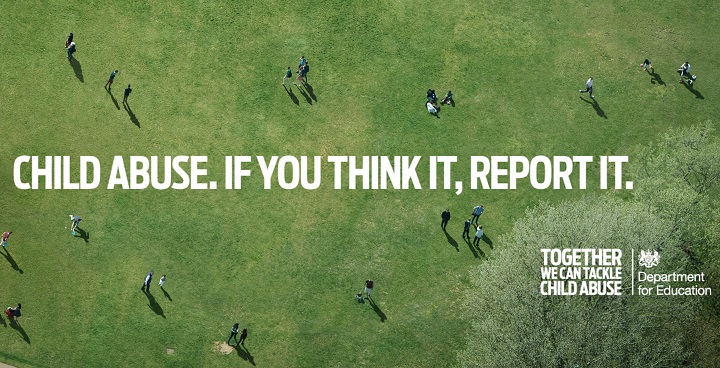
[2,231,11,248]
[364,280,374,299]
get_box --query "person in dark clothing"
[141,271,154,292]
[427,89,437,103]
[66,33,74,48]
[12,304,21,322]
[441,90,453,105]
[462,217,472,238]
[105,70,119,89]
[640,59,653,72]
[364,279,374,299]
[67,42,76,60]
[302,63,309,83]
[5,304,21,323]
[441,209,451,231]
[228,322,240,344]
[282,66,292,86]
[239,328,248,346]
[123,84,132,103]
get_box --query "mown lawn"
[0,1,717,367]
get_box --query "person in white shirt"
[427,101,438,116]
[473,225,484,247]
[579,77,594,98]
[677,61,690,82]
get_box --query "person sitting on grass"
[440,90,453,105]
[427,89,437,103]
[427,101,438,116]
[677,61,690,82]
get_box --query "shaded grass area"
[0,0,718,367]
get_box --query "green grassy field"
[1,1,718,367]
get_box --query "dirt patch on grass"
[166,347,176,355]
[213,341,235,355]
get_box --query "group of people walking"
[282,55,310,87]
[140,271,167,292]
[227,322,248,346]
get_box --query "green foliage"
[630,125,720,290]
[460,126,720,367]
[458,196,697,368]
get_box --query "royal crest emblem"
[638,249,660,268]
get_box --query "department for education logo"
[638,249,660,268]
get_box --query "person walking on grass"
[123,84,132,104]
[5,304,21,323]
[463,218,472,239]
[441,209,451,231]
[301,63,309,83]
[364,279,374,299]
[228,322,240,345]
[2,231,11,248]
[239,328,248,346]
[105,70,118,89]
[579,77,594,98]
[159,274,166,287]
[294,66,305,85]
[141,271,154,292]
[282,66,292,86]
[640,59,653,73]
[66,42,76,61]
[69,215,82,233]
[65,32,74,48]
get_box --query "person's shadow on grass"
[683,82,704,99]
[648,70,666,86]
[106,87,120,110]
[2,248,23,273]
[283,85,299,105]
[297,86,313,105]
[580,96,607,119]
[304,82,317,101]
[145,290,166,318]
[444,230,459,252]
[481,234,493,249]
[70,58,84,83]
[124,102,141,128]
[73,227,90,243]
[11,321,30,344]
[161,286,172,301]
[463,236,483,259]
[368,297,387,322]
[234,344,256,366]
